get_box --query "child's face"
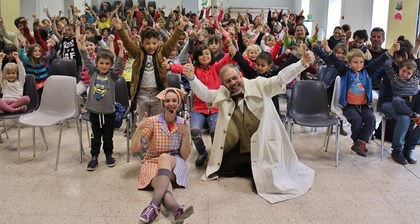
[352,36,365,48]
[399,66,415,80]
[6,53,14,60]
[96,58,113,74]
[32,47,42,59]
[334,48,346,61]
[208,41,220,53]
[100,17,107,23]
[132,28,139,35]
[177,35,186,46]
[243,37,251,47]
[85,41,97,54]
[141,37,159,54]
[5,71,17,82]
[42,20,51,29]
[333,28,343,40]
[228,26,235,35]
[247,50,258,61]
[349,56,364,73]
[102,29,109,36]
[256,58,272,74]
[64,26,75,38]
[266,38,275,47]
[198,49,212,66]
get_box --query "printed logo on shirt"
[93,76,109,101]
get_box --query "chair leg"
[32,127,36,157]
[335,123,340,167]
[289,122,294,143]
[76,118,83,163]
[40,127,48,149]
[86,120,91,148]
[55,122,64,171]
[324,127,331,152]
[126,115,131,162]
[2,119,9,139]
[18,123,21,163]
[380,116,386,162]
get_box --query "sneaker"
[105,155,116,167]
[351,141,367,157]
[359,141,369,153]
[174,204,194,223]
[139,203,160,223]
[412,113,420,127]
[87,156,98,171]
[195,153,208,167]
[391,152,408,165]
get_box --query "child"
[77,37,97,96]
[167,42,236,167]
[115,16,190,121]
[206,35,225,62]
[77,23,125,171]
[0,52,30,114]
[18,39,55,97]
[388,60,420,126]
[322,39,399,157]
[242,44,261,70]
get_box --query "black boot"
[195,153,208,167]
[391,150,408,165]
[403,149,417,164]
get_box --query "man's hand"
[300,44,314,67]
[183,58,195,79]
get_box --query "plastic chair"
[147,1,156,10]
[48,59,77,77]
[138,0,146,10]
[287,80,340,166]
[79,76,132,162]
[0,74,39,140]
[331,76,347,122]
[124,0,134,10]
[18,76,81,171]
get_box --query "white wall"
[341,0,373,32]
[222,0,294,11]
[309,0,328,37]
[21,0,64,25]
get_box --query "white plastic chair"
[18,76,81,171]
[331,76,347,122]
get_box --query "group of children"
[0,2,420,223]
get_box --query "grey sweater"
[81,50,124,114]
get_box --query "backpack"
[114,102,126,128]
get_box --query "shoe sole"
[351,146,367,157]
[173,205,194,224]
[87,166,97,171]
[106,163,116,167]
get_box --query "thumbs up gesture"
[177,119,190,136]
[137,112,152,130]
[300,44,314,67]
[162,57,170,71]
[183,58,195,79]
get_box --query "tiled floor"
[1,117,419,224]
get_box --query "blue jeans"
[381,102,420,153]
[190,111,217,155]
[343,105,376,142]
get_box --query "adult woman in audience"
[131,88,194,223]
[378,35,420,165]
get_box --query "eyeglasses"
[223,74,240,84]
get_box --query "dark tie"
[231,92,244,101]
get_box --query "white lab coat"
[190,61,315,203]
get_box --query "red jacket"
[170,54,235,114]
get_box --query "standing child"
[76,22,125,171]
[322,39,400,157]
[0,52,30,114]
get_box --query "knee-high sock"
[151,169,171,206]
[162,190,179,213]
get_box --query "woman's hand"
[177,120,190,137]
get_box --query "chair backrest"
[138,0,146,10]
[288,80,330,118]
[23,74,39,112]
[147,1,156,10]
[124,0,134,9]
[38,76,77,119]
[112,1,122,10]
[167,74,181,89]
[48,59,77,77]
[331,76,346,121]
[115,76,130,109]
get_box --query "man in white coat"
[182,46,315,203]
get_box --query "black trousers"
[219,143,252,177]
[89,112,115,157]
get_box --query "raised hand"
[137,112,152,130]
[112,17,123,30]
[301,44,315,67]
[0,52,5,61]
[177,119,190,136]
[388,40,400,56]
[162,57,170,71]
[321,39,330,53]
[183,58,194,79]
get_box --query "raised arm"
[182,59,214,103]
[52,16,64,41]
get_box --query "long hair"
[27,43,44,66]
[192,44,215,67]
[1,62,19,89]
